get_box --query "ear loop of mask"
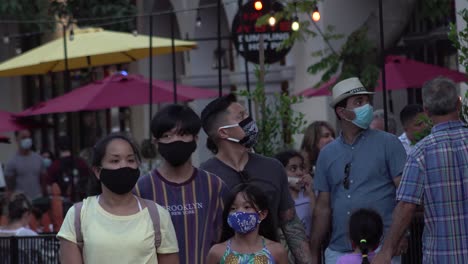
[218,124,241,143]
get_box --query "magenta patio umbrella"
[376,55,467,90]
[0,110,31,133]
[299,56,467,98]
[18,73,218,116]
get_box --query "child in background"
[337,208,383,264]
[207,183,287,264]
[274,150,314,237]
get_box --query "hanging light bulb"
[254,1,263,11]
[291,17,300,31]
[15,48,22,54]
[132,29,138,36]
[196,15,202,27]
[268,12,276,26]
[3,36,9,44]
[69,29,74,41]
[311,6,320,22]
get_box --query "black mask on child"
[99,167,140,195]
[158,140,197,167]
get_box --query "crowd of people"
[0,75,466,264]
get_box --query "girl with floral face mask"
[207,183,287,264]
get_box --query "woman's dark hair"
[274,149,304,167]
[220,183,278,242]
[87,133,141,196]
[300,121,335,167]
[200,94,237,154]
[349,208,383,264]
[40,149,55,160]
[150,104,201,140]
[8,193,32,222]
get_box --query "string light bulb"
[132,29,138,36]
[291,17,300,31]
[15,48,22,54]
[196,15,202,27]
[3,36,9,44]
[268,12,276,26]
[254,1,263,11]
[311,6,320,22]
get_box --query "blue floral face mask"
[227,211,261,234]
[347,104,374,129]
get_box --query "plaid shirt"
[397,120,468,263]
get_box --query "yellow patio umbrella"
[0,27,197,77]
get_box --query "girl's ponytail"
[359,239,370,264]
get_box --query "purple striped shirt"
[135,168,228,264]
[397,120,468,263]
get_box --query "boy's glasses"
[343,163,351,190]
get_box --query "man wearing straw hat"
[309,77,407,264]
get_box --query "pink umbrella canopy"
[0,110,32,133]
[18,74,218,116]
[299,56,467,98]
[376,55,467,90]
[296,76,337,97]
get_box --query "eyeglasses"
[343,163,351,190]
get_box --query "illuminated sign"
[232,0,293,64]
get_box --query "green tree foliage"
[50,0,136,32]
[238,67,307,157]
[449,8,468,123]
[0,0,54,32]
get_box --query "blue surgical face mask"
[20,138,33,150]
[227,211,261,234]
[347,104,374,129]
[43,158,52,168]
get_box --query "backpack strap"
[74,202,84,250]
[138,197,161,249]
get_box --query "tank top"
[220,237,275,264]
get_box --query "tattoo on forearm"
[281,209,313,264]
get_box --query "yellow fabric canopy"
[0,28,197,77]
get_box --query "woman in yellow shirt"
[57,133,179,264]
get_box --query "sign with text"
[232,0,293,64]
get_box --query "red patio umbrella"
[299,56,467,98]
[0,110,31,133]
[296,76,337,97]
[0,135,10,143]
[18,73,218,116]
[375,55,467,90]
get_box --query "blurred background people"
[40,149,55,171]
[398,104,427,154]
[300,121,335,176]
[0,193,37,236]
[4,129,45,200]
[45,136,90,203]
[370,109,398,135]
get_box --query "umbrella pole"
[149,15,154,136]
[217,0,222,97]
[171,13,177,103]
[378,0,389,132]
[239,0,253,115]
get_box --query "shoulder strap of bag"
[74,202,84,250]
[139,197,161,249]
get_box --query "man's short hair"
[200,94,237,153]
[373,109,397,134]
[399,104,424,127]
[422,77,459,116]
[150,104,201,139]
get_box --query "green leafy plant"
[449,8,468,124]
[0,0,55,32]
[238,67,307,157]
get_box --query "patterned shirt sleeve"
[396,154,425,205]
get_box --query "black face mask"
[158,140,196,167]
[99,167,140,195]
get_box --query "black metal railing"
[0,234,60,264]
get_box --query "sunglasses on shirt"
[343,163,351,190]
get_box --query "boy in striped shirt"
[135,104,229,264]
